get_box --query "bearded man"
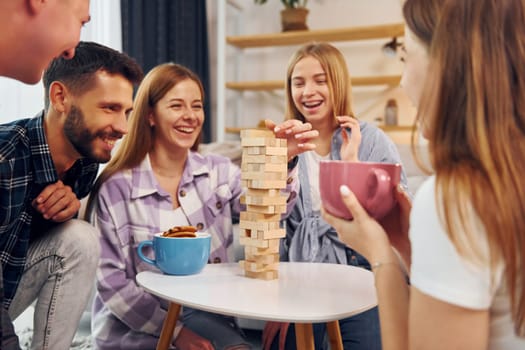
[0,41,143,350]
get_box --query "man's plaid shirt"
[0,112,98,306]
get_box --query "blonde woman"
[264,42,408,350]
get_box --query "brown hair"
[416,0,525,334]
[284,42,354,123]
[403,0,441,48]
[43,41,143,111]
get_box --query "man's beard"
[63,105,116,163]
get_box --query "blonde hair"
[284,42,354,123]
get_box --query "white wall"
[0,0,121,124]
[207,0,415,144]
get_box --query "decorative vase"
[384,98,398,126]
[280,8,309,32]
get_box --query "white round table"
[136,262,377,350]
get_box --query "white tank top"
[304,150,330,212]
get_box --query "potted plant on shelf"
[254,0,309,32]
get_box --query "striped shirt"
[0,111,98,306]
[92,151,298,349]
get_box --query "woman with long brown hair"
[323,0,525,348]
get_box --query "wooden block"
[241,137,279,147]
[244,252,280,265]
[264,146,287,156]
[240,211,281,222]
[247,204,286,214]
[241,162,287,173]
[242,146,287,156]
[240,138,287,148]
[239,228,285,240]
[256,228,286,240]
[243,146,268,155]
[242,154,287,164]
[244,269,279,280]
[242,179,287,189]
[246,188,282,197]
[245,245,280,255]
[240,129,274,138]
[241,171,287,181]
[243,194,287,206]
[239,236,280,249]
[257,228,286,240]
[239,219,280,231]
[239,260,279,272]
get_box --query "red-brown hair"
[416,0,525,334]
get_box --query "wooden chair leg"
[294,323,315,350]
[326,320,344,350]
[156,302,182,350]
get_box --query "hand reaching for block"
[264,119,319,161]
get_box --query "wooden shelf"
[380,125,413,132]
[226,80,283,91]
[226,75,401,91]
[225,124,413,134]
[226,23,405,48]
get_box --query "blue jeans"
[8,220,100,350]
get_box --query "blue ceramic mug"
[137,232,211,275]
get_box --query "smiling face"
[63,70,133,163]
[290,56,333,126]
[149,79,204,152]
[19,0,91,84]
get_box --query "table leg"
[326,320,344,350]
[156,302,182,350]
[294,323,315,350]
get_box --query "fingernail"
[340,185,351,196]
[274,127,280,132]
[285,129,292,134]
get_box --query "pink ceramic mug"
[319,160,402,220]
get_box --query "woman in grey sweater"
[263,42,408,350]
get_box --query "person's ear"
[49,81,69,113]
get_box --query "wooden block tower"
[239,129,288,280]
